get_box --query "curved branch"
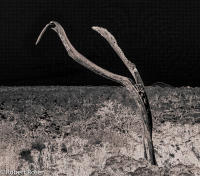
[92,26,153,133]
[91,26,156,160]
[36,21,131,86]
[35,21,157,165]
[92,26,144,86]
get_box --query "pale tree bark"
[91,26,156,165]
[35,21,157,165]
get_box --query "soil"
[0,86,200,176]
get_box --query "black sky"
[1,0,200,86]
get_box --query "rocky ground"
[0,86,200,176]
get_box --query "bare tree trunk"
[35,21,157,165]
[92,26,157,164]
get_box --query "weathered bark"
[92,26,157,165]
[35,21,157,165]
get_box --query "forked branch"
[92,26,153,134]
[36,21,130,86]
[35,21,157,165]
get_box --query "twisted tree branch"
[92,26,156,164]
[92,26,152,129]
[35,21,157,165]
[92,26,142,85]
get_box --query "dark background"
[1,0,200,86]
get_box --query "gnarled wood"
[92,26,156,164]
[35,21,157,165]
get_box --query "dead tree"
[35,21,157,165]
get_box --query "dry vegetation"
[0,86,200,175]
